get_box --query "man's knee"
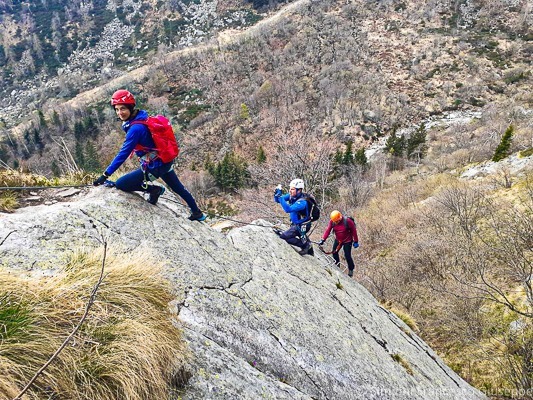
[114,178,128,191]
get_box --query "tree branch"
[13,239,108,400]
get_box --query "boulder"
[0,188,487,400]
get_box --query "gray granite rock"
[0,188,487,400]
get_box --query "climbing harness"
[139,152,160,190]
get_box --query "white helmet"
[289,178,305,190]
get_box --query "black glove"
[93,173,108,186]
[318,239,325,246]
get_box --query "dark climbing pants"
[280,223,311,249]
[115,162,200,213]
[332,240,355,272]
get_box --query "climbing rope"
[159,193,285,228]
[0,184,92,191]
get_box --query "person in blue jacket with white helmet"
[93,89,205,221]
[274,178,313,256]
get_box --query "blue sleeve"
[104,125,145,176]
[274,193,288,204]
[280,197,306,214]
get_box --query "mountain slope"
[0,0,530,179]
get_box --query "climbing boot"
[298,242,312,256]
[188,210,206,221]
[147,185,165,205]
[348,269,354,277]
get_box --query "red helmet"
[110,90,135,106]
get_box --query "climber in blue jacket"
[93,89,205,221]
[274,178,313,256]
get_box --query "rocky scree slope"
[0,188,487,399]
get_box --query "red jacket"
[322,217,359,244]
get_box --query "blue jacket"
[104,110,162,176]
[274,192,309,225]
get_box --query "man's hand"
[93,173,108,186]
[318,239,325,246]
[274,184,282,197]
[353,242,359,249]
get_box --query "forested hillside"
[1,0,532,397]
[0,0,266,127]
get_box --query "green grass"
[0,295,34,343]
[519,148,533,158]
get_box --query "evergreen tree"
[75,140,85,169]
[84,141,100,172]
[73,121,84,141]
[33,129,44,155]
[256,145,266,163]
[51,110,61,127]
[37,110,47,128]
[204,154,215,175]
[0,143,9,164]
[384,132,406,157]
[23,130,32,145]
[354,147,367,167]
[343,141,354,164]
[407,123,428,160]
[83,115,98,139]
[492,125,514,162]
[210,152,249,191]
[239,103,250,120]
[51,160,61,177]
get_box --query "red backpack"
[131,115,179,163]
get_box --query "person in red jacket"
[319,210,359,277]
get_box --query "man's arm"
[322,221,333,241]
[348,217,359,243]
[104,125,143,176]
[280,197,306,214]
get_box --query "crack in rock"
[266,329,330,400]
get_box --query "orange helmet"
[111,89,135,106]
[330,210,342,223]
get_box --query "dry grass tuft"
[0,170,51,188]
[388,306,419,333]
[391,353,414,375]
[0,190,18,212]
[0,247,190,400]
